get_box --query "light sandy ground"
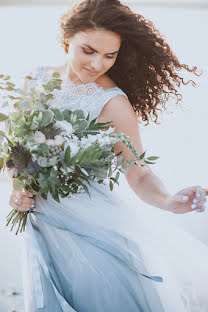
[0,177,24,311]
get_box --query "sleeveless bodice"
[27,66,128,122]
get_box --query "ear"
[65,38,70,45]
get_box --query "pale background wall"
[0,1,208,311]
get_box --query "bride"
[8,0,208,311]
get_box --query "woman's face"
[65,29,121,84]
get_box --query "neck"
[63,61,83,86]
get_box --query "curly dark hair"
[57,0,201,126]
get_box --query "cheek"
[104,59,116,71]
[70,49,88,68]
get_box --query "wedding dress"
[20,66,208,312]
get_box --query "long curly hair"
[57,0,201,126]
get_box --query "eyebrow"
[82,44,119,55]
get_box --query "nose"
[90,55,103,72]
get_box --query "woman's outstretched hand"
[164,185,207,214]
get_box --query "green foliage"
[0,71,159,234]
[0,113,8,122]
[39,110,54,127]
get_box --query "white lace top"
[27,66,128,122]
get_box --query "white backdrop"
[0,4,208,311]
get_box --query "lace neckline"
[42,66,118,95]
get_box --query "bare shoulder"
[96,74,117,90]
[98,92,136,128]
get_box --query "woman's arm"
[98,95,206,213]
[127,169,171,210]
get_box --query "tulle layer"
[21,177,208,311]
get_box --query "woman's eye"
[82,48,93,55]
[82,48,114,59]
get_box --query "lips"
[84,68,98,75]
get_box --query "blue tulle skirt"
[21,176,208,311]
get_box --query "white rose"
[45,139,55,146]
[54,135,65,146]
[34,131,46,144]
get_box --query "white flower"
[66,141,80,157]
[80,135,98,149]
[34,131,46,144]
[55,120,74,135]
[45,139,55,146]
[54,135,65,146]
[64,137,81,157]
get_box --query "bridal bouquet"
[0,71,159,234]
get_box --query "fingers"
[9,189,34,212]
[190,186,206,211]
[179,185,206,208]
[174,185,207,214]
[21,188,33,198]
[178,185,202,197]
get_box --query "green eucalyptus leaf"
[139,151,146,159]
[6,87,14,91]
[0,130,6,137]
[35,101,45,111]
[0,113,8,122]
[4,75,11,80]
[110,177,119,185]
[39,110,54,127]
[73,120,88,132]
[6,82,15,88]
[52,108,64,121]
[63,109,72,122]
[11,112,24,124]
[73,109,85,120]
[18,99,31,110]
[30,121,39,130]
[144,160,156,165]
[109,180,113,191]
[38,173,49,194]
[97,179,104,184]
[146,156,160,161]
[64,146,71,165]
[14,127,27,137]
[115,171,120,180]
